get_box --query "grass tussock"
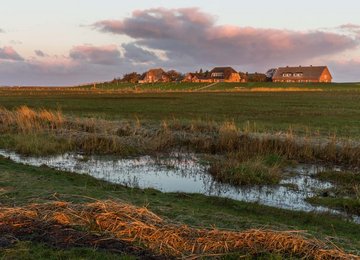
[0,106,63,133]
[0,200,357,259]
[307,171,360,215]
[218,121,239,152]
[209,155,283,186]
[2,106,360,169]
[0,133,73,156]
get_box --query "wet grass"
[307,170,360,215]
[0,242,135,260]
[1,85,360,257]
[307,196,360,215]
[315,170,360,185]
[0,133,73,156]
[0,156,359,256]
[3,107,360,176]
[208,155,283,186]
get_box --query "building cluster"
[126,65,332,84]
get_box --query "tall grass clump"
[0,106,63,133]
[0,133,73,156]
[209,155,283,186]
[307,170,360,214]
[218,121,239,151]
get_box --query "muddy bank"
[0,218,167,259]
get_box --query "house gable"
[210,67,241,82]
[142,68,170,83]
[319,67,332,83]
[272,66,332,83]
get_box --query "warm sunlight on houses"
[128,65,333,84]
[138,68,171,83]
[183,67,244,83]
[272,66,332,83]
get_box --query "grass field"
[1,82,360,258]
[71,81,360,91]
[1,83,360,137]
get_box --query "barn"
[272,66,332,83]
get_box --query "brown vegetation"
[0,106,63,133]
[2,106,360,166]
[0,200,357,259]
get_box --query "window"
[282,73,293,77]
[293,73,303,77]
[212,72,224,78]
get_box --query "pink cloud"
[340,24,360,31]
[327,59,360,82]
[93,8,358,68]
[34,50,47,57]
[338,23,360,39]
[69,45,122,65]
[0,46,24,61]
[121,42,159,63]
[0,46,145,86]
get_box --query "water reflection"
[0,150,358,223]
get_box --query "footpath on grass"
[197,82,219,91]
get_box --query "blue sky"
[1,0,360,85]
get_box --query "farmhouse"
[272,66,332,83]
[184,67,242,83]
[183,73,212,83]
[139,68,170,83]
[210,67,241,82]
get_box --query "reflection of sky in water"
[0,150,358,223]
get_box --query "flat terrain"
[0,156,359,258]
[1,83,360,137]
[1,82,360,258]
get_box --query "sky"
[0,0,360,85]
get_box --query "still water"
[0,150,358,223]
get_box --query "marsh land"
[1,82,360,259]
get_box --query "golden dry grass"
[0,200,358,259]
[0,106,63,133]
[218,121,240,151]
[2,106,360,168]
[249,87,324,92]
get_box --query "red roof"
[273,66,331,81]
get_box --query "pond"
[0,150,358,223]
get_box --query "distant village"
[115,66,333,84]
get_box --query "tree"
[166,70,182,82]
[121,72,141,83]
[247,72,267,82]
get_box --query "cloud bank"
[1,8,360,85]
[0,46,24,61]
[69,45,122,65]
[94,8,358,68]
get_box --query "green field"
[73,81,360,91]
[1,83,360,258]
[1,83,360,137]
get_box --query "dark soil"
[0,216,170,259]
